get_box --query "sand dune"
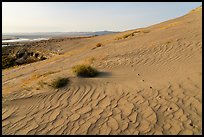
[2,6,202,135]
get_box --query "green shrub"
[51,77,69,88]
[72,65,98,77]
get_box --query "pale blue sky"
[2,2,202,33]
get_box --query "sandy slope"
[2,7,202,135]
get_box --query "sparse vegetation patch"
[96,43,102,47]
[2,55,16,69]
[51,77,69,88]
[72,65,98,77]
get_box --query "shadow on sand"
[97,71,112,78]
[75,71,112,78]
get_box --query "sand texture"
[2,7,202,135]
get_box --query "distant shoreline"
[2,31,118,40]
[2,35,96,69]
[2,38,50,44]
[2,38,19,40]
[2,31,117,47]
[2,35,96,47]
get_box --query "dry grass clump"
[116,30,142,40]
[72,64,98,77]
[142,30,150,33]
[38,80,48,88]
[51,77,69,88]
[96,43,102,47]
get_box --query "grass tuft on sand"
[96,43,102,47]
[51,77,69,88]
[72,65,98,77]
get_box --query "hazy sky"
[2,2,201,33]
